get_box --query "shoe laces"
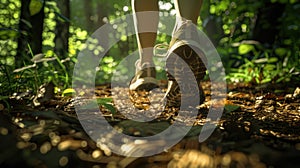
[153,20,197,58]
[153,43,169,57]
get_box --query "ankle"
[173,18,193,32]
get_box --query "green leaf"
[54,11,71,22]
[238,44,254,55]
[62,88,76,96]
[186,126,203,137]
[283,39,292,45]
[96,97,113,104]
[264,64,276,70]
[275,48,287,57]
[224,104,240,113]
[0,28,19,40]
[96,98,116,115]
[101,103,116,115]
[29,0,43,16]
[261,78,272,83]
[267,57,279,63]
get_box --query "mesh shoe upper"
[165,20,207,108]
[129,60,158,91]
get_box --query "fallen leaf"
[224,104,240,113]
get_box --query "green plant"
[226,42,300,84]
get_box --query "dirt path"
[0,82,300,167]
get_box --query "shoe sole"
[129,77,159,91]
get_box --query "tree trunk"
[30,1,45,55]
[203,16,224,47]
[96,1,109,48]
[54,0,70,59]
[17,0,45,68]
[95,1,107,28]
[84,0,94,32]
[252,2,285,45]
[17,0,31,67]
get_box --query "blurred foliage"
[204,0,300,84]
[0,0,299,98]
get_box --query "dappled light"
[1,83,300,167]
[0,0,300,167]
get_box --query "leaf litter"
[0,82,300,167]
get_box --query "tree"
[83,0,94,32]
[252,2,285,45]
[17,0,45,67]
[54,0,70,59]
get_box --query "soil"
[0,81,300,168]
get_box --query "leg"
[132,0,159,64]
[130,0,159,91]
[174,0,203,24]
[165,0,207,108]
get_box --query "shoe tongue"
[135,61,156,78]
[175,19,192,30]
[140,62,154,69]
[135,60,154,71]
[173,20,197,40]
[179,19,192,26]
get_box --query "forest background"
[0,0,299,99]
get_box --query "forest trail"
[1,82,300,167]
